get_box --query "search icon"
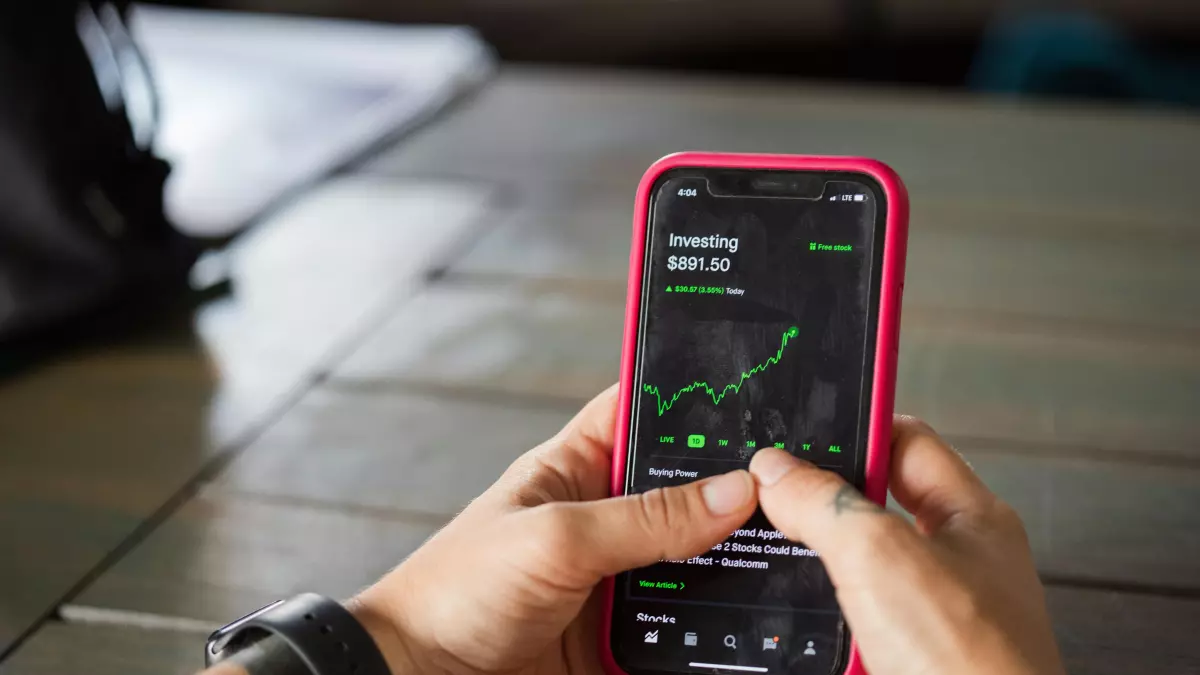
[724,635,737,650]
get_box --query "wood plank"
[897,320,1200,463]
[905,212,1200,334]
[450,181,634,286]
[405,71,1200,354]
[329,282,1200,461]
[2,622,203,675]
[209,389,575,515]
[332,285,625,401]
[1045,586,1200,675]
[73,489,438,623]
[965,451,1200,590]
[0,332,223,653]
[448,190,1200,336]
[0,177,491,653]
[369,68,1200,226]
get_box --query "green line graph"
[643,326,799,416]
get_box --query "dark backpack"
[0,1,197,354]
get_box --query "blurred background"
[1,1,1198,673]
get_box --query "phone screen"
[611,168,887,675]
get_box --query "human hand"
[749,418,1065,675]
[350,384,758,675]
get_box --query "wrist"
[346,589,425,675]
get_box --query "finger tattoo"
[831,485,883,515]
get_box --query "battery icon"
[853,194,865,202]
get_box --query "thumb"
[551,470,757,579]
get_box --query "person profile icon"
[803,641,817,656]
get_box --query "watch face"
[206,599,285,662]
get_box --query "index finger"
[485,384,620,508]
[889,416,997,534]
[749,448,922,587]
[557,382,620,452]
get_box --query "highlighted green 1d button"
[687,434,705,448]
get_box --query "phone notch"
[706,171,825,200]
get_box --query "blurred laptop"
[126,4,493,236]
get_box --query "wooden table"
[3,67,1198,674]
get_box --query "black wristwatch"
[205,593,391,675]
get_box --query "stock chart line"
[643,326,799,416]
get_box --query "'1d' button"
[687,434,705,448]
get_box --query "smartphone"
[603,153,908,675]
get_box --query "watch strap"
[205,593,391,675]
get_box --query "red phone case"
[602,152,909,675]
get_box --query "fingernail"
[750,448,803,486]
[701,471,752,515]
